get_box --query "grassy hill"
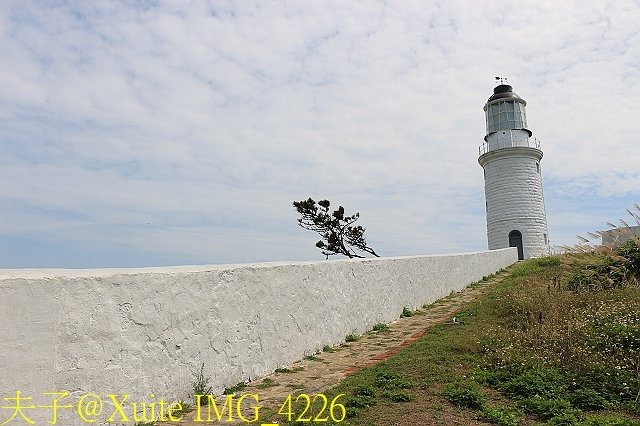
[288,241,640,425]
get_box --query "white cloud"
[1,0,639,267]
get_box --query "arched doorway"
[509,230,524,260]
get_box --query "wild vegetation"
[277,239,640,425]
[474,242,640,425]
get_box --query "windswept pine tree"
[293,198,379,259]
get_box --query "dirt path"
[166,272,506,425]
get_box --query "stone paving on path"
[163,272,506,425]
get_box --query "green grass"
[444,383,486,409]
[222,381,246,394]
[372,323,389,332]
[304,354,323,361]
[400,306,414,318]
[275,367,305,374]
[256,377,278,389]
[192,363,213,406]
[168,400,192,417]
[385,391,412,402]
[345,334,359,342]
[272,254,640,425]
[480,405,522,426]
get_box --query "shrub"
[570,388,609,411]
[345,334,359,342]
[474,369,509,388]
[400,307,414,318]
[387,391,412,402]
[616,238,640,280]
[372,323,389,332]
[498,369,565,399]
[354,385,375,397]
[572,367,631,404]
[547,408,585,425]
[567,270,602,293]
[580,413,640,425]
[481,405,522,426]
[567,240,640,292]
[517,397,573,420]
[444,384,486,410]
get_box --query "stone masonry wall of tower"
[478,84,550,259]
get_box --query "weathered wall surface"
[0,249,516,424]
[480,146,549,258]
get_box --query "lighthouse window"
[536,162,540,173]
[486,101,528,133]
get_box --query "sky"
[1,1,640,268]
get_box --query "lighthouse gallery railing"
[479,136,542,156]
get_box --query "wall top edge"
[0,248,516,280]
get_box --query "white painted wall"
[485,129,530,151]
[0,249,516,425]
[479,146,549,258]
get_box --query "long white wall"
[0,249,516,424]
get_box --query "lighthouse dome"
[487,84,526,104]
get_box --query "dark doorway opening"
[509,230,524,260]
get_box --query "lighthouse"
[478,80,549,260]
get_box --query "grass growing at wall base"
[272,253,640,425]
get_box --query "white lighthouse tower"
[478,80,549,260]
